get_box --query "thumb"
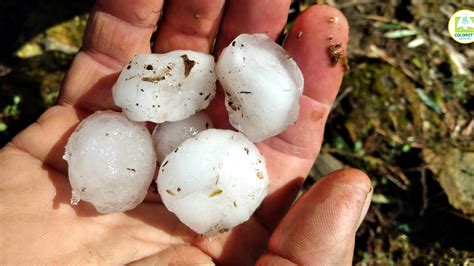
[257,168,372,265]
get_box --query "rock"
[423,148,474,221]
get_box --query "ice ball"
[216,34,304,142]
[152,111,213,163]
[63,111,157,213]
[112,51,216,123]
[157,129,269,235]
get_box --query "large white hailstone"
[216,33,304,142]
[112,51,216,123]
[157,129,269,235]
[152,111,213,163]
[63,111,157,213]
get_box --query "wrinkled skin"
[0,1,372,265]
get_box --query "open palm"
[0,0,372,265]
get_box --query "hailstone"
[216,33,304,142]
[152,111,213,163]
[157,129,269,235]
[112,51,216,123]
[63,111,157,213]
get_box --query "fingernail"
[357,186,372,228]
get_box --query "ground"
[0,0,473,264]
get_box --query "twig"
[338,0,379,9]
[419,167,429,216]
[384,173,409,191]
[368,44,419,82]
[387,164,410,186]
[331,86,353,111]
[372,206,386,225]
[324,147,383,166]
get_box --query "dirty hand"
[0,1,371,264]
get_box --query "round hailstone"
[216,33,304,142]
[63,111,157,213]
[157,129,269,235]
[112,51,216,123]
[152,111,213,163]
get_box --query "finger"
[58,0,164,112]
[153,0,225,53]
[214,0,291,56]
[264,4,349,161]
[254,5,349,230]
[257,169,372,265]
[207,0,291,129]
[86,0,163,63]
[285,4,349,104]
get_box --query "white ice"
[63,111,157,213]
[113,51,216,123]
[152,111,213,163]
[157,129,269,235]
[216,34,304,142]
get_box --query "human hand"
[0,0,372,265]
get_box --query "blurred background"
[0,0,472,264]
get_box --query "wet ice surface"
[112,51,216,123]
[157,129,269,235]
[63,111,157,213]
[152,111,213,163]
[216,34,304,142]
